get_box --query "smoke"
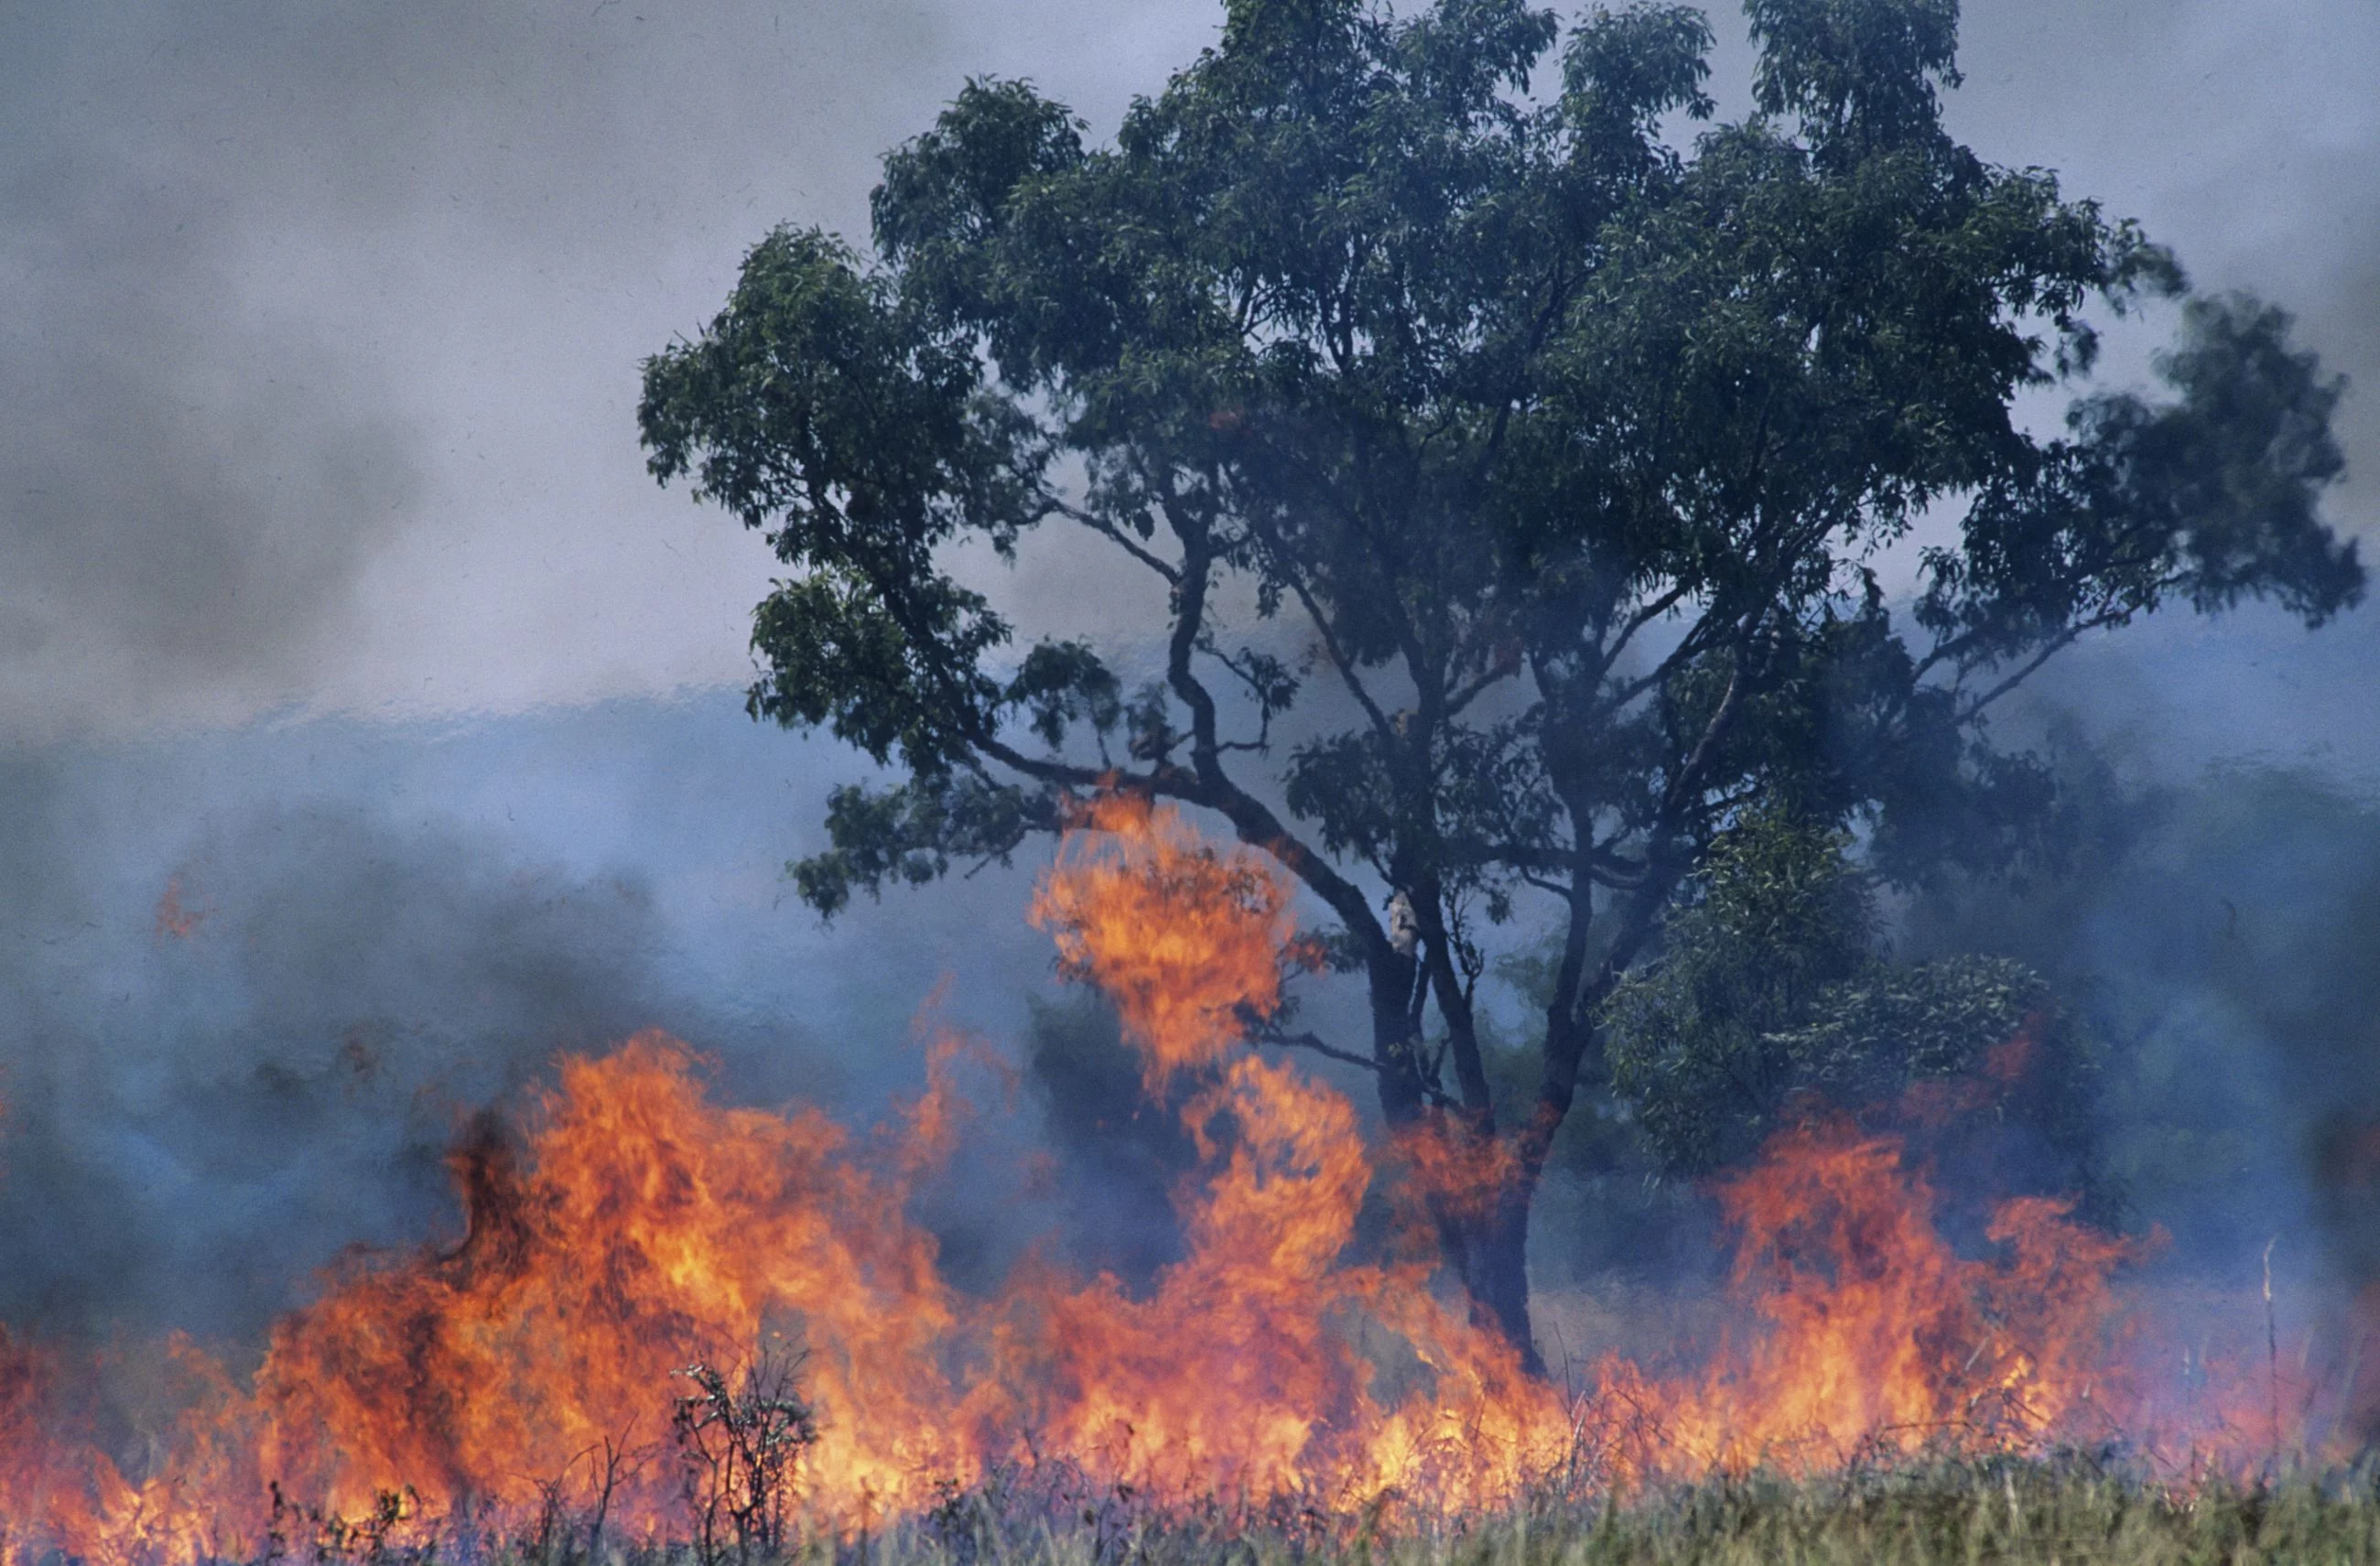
[1022,993,1197,1289]
[0,0,1220,1333]
[0,700,1096,1345]
[0,38,419,737]
[0,767,669,1337]
[1899,651,2380,1297]
[0,0,1221,739]
[1945,0,2380,546]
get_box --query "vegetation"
[1602,808,2103,1204]
[672,1352,820,1566]
[977,1464,2380,1566]
[308,1461,2380,1566]
[639,0,2362,1368]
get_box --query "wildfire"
[0,802,2354,1561]
[1029,793,1298,1091]
[1596,1121,2145,1474]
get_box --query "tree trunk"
[1367,951,1432,1120]
[1363,952,1548,1377]
[1459,1172,1544,1377]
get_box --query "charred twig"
[674,1348,819,1566]
[1248,1021,1460,1108]
[1246,1020,1380,1075]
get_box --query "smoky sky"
[0,0,2375,1343]
[0,0,2371,739]
[0,0,1217,739]
[0,701,1097,1341]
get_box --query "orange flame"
[1390,1117,1523,1230]
[0,800,2353,1561]
[1030,795,1295,1092]
[1596,1118,2145,1474]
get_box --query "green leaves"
[1604,810,2097,1184]
[1006,641,1122,750]
[791,774,1055,917]
[1747,0,1961,156]
[1561,4,1715,146]
[642,228,1032,547]
[742,570,1001,772]
[643,0,2358,1176]
[640,225,1063,773]
[1917,295,2362,689]
[2135,295,2359,621]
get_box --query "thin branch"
[1444,649,1523,718]
[974,735,1112,792]
[1606,580,1693,666]
[1253,1025,1390,1076]
[1657,646,1747,822]
[1044,496,1183,585]
[1206,641,1286,751]
[1608,600,1733,708]
[1951,606,2135,723]
[1277,563,1401,741]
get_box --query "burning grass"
[0,802,2368,1562]
[222,1461,2380,1566]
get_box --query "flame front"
[0,802,2351,1561]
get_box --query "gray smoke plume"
[1902,605,2380,1299]
[0,762,670,1335]
[0,702,1082,1344]
[0,0,1216,739]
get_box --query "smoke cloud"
[0,0,2371,1389]
[0,0,1219,739]
[0,702,1087,1344]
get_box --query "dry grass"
[449,1461,2380,1566]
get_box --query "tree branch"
[1272,552,1401,742]
[1252,1024,1390,1077]
[1044,495,1183,585]
[1945,585,2183,724]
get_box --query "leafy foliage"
[641,0,2360,1358]
[1605,811,2098,1194]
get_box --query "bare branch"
[1252,1024,1390,1077]
[1273,562,1400,741]
[1044,495,1183,584]
[1606,580,1693,666]
[1444,646,1524,718]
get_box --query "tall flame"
[1030,794,1296,1091]
[1597,1118,2144,1473]
[0,800,2353,1561]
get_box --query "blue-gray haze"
[0,0,2375,1338]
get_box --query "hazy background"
[1,0,2376,1339]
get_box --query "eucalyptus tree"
[639,0,2359,1369]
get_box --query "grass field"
[448,1462,2380,1566]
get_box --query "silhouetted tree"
[640,0,2360,1369]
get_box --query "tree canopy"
[1602,807,2103,1203]
[640,0,2360,1368]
